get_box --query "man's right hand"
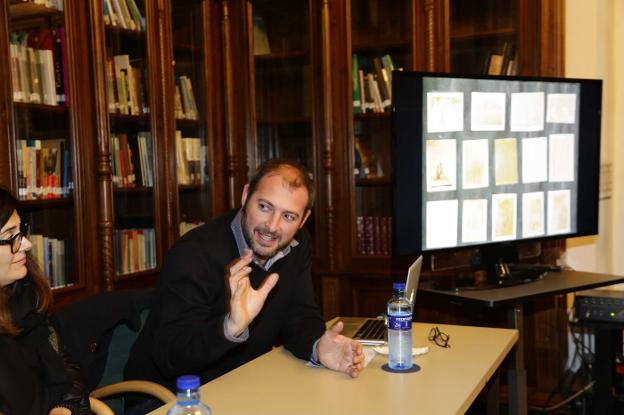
[225,249,279,337]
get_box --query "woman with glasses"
[0,187,89,414]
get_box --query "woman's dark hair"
[0,187,51,336]
[247,159,315,211]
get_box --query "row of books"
[110,132,154,188]
[356,216,392,256]
[484,42,517,76]
[180,220,204,237]
[103,0,145,32]
[175,131,206,185]
[353,139,385,179]
[106,55,150,115]
[16,139,72,200]
[174,76,199,120]
[16,0,63,10]
[252,16,270,55]
[114,228,156,275]
[9,29,68,106]
[352,53,396,114]
[29,234,68,289]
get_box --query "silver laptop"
[340,255,423,345]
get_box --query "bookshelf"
[101,0,159,283]
[247,0,315,174]
[333,0,564,395]
[245,0,321,248]
[348,0,413,264]
[0,0,565,387]
[169,0,216,239]
[449,0,518,75]
[0,0,99,307]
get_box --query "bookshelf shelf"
[353,112,391,120]
[13,102,69,113]
[355,177,392,187]
[254,50,308,62]
[17,196,74,208]
[9,2,63,20]
[50,282,79,293]
[451,27,516,41]
[173,43,200,55]
[178,184,202,192]
[256,116,311,125]
[109,113,151,126]
[113,186,154,194]
[104,25,146,38]
[352,39,411,53]
[115,267,159,279]
[175,118,201,128]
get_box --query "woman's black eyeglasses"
[428,326,451,348]
[0,223,30,254]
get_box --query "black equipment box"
[575,289,624,322]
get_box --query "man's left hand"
[317,321,364,378]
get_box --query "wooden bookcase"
[0,0,565,395]
[0,0,99,308]
[87,0,226,292]
[242,0,325,258]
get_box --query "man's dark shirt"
[124,209,325,389]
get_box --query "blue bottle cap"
[393,282,406,290]
[177,374,200,390]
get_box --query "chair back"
[52,288,154,413]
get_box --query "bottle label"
[388,314,412,330]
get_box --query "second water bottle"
[387,281,413,370]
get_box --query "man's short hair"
[247,159,315,211]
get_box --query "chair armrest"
[91,380,176,404]
[89,397,115,415]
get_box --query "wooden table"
[148,320,518,415]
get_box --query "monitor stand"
[479,244,558,287]
[430,244,560,291]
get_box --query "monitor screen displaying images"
[393,72,602,256]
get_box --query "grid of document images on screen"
[422,77,581,251]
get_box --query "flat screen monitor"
[392,71,602,268]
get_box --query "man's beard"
[241,206,290,259]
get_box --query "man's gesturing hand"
[318,321,364,378]
[225,249,279,337]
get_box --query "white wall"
[565,0,624,276]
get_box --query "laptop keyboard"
[353,318,386,341]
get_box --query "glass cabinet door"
[102,0,158,277]
[169,0,213,237]
[349,0,412,258]
[449,0,519,75]
[248,0,315,171]
[247,0,318,241]
[8,0,78,290]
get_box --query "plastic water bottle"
[387,282,413,370]
[167,375,212,415]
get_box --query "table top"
[420,270,624,307]
[148,319,518,415]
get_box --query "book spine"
[119,0,137,31]
[126,0,145,31]
[16,141,25,198]
[52,28,65,104]
[10,43,24,102]
[26,47,41,103]
[111,0,128,29]
[352,54,362,113]
[356,216,365,255]
[56,28,69,105]
[62,142,71,195]
[18,43,31,102]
